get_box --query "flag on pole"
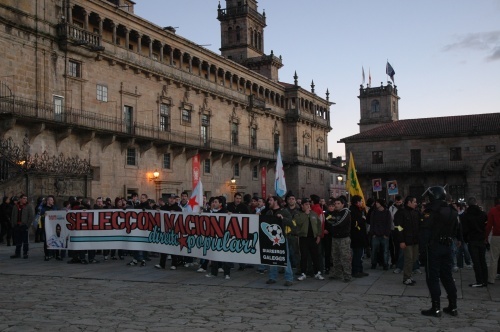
[362,66,365,85]
[187,179,203,212]
[386,61,395,83]
[368,68,372,87]
[275,148,287,198]
[346,152,365,206]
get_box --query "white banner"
[45,210,288,266]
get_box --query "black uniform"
[420,198,459,316]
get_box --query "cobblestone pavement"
[0,243,499,331]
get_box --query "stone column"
[124,28,130,49]
[137,34,142,54]
[83,9,89,30]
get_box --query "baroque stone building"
[0,0,332,202]
[340,83,500,211]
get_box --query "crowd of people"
[1,189,499,310]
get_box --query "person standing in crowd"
[349,195,369,278]
[205,196,231,279]
[295,198,324,281]
[394,196,420,286]
[486,197,500,285]
[310,194,326,273]
[284,193,301,272]
[265,196,294,286]
[389,195,404,268]
[327,197,352,282]
[420,186,459,317]
[461,197,488,287]
[156,194,182,270]
[0,196,13,246]
[227,192,250,271]
[41,196,59,261]
[370,199,392,270]
[10,194,34,259]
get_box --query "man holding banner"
[265,196,294,286]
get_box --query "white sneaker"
[197,267,206,273]
[218,268,224,273]
[314,272,324,280]
[184,263,192,268]
[225,275,231,280]
[393,268,402,274]
[205,273,214,278]
[452,266,459,272]
[465,265,473,269]
[297,273,306,281]
[413,268,422,274]
[170,266,177,270]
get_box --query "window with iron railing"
[160,103,170,131]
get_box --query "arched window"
[227,27,232,44]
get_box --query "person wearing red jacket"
[486,197,500,284]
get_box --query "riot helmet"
[423,186,447,202]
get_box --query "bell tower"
[217,0,282,81]
[358,82,400,132]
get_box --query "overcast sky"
[134,0,500,158]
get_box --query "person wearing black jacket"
[394,196,420,286]
[349,195,369,278]
[155,194,183,270]
[326,197,351,282]
[0,196,13,245]
[461,197,488,287]
[420,186,460,318]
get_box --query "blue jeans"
[371,236,389,267]
[269,242,293,282]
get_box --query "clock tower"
[217,0,282,81]
[358,82,400,132]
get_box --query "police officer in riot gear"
[419,186,459,317]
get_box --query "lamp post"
[230,177,237,194]
[149,169,160,200]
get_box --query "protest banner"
[45,210,287,266]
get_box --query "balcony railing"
[218,5,266,25]
[57,23,101,48]
[355,160,469,174]
[0,95,277,161]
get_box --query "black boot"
[421,300,442,317]
[443,298,458,316]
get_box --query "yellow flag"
[347,152,366,205]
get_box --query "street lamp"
[337,174,344,182]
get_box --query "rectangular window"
[234,162,240,177]
[163,153,171,169]
[68,60,81,77]
[182,108,191,124]
[372,151,383,164]
[304,144,309,157]
[450,147,462,161]
[124,105,133,134]
[252,165,258,179]
[160,103,170,131]
[53,95,64,121]
[274,133,280,152]
[250,127,257,149]
[411,149,421,168]
[231,122,239,145]
[126,148,136,166]
[96,84,108,102]
[317,148,321,159]
[201,114,209,145]
[204,159,211,174]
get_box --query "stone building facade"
[340,83,500,211]
[0,0,332,203]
